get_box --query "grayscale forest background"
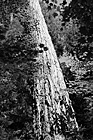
[0,0,93,140]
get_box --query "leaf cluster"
[61,0,93,61]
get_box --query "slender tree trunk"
[0,0,78,139]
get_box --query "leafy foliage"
[0,2,42,139]
[62,0,93,61]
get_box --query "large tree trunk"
[29,0,78,139]
[0,0,78,139]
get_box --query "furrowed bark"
[29,0,78,139]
